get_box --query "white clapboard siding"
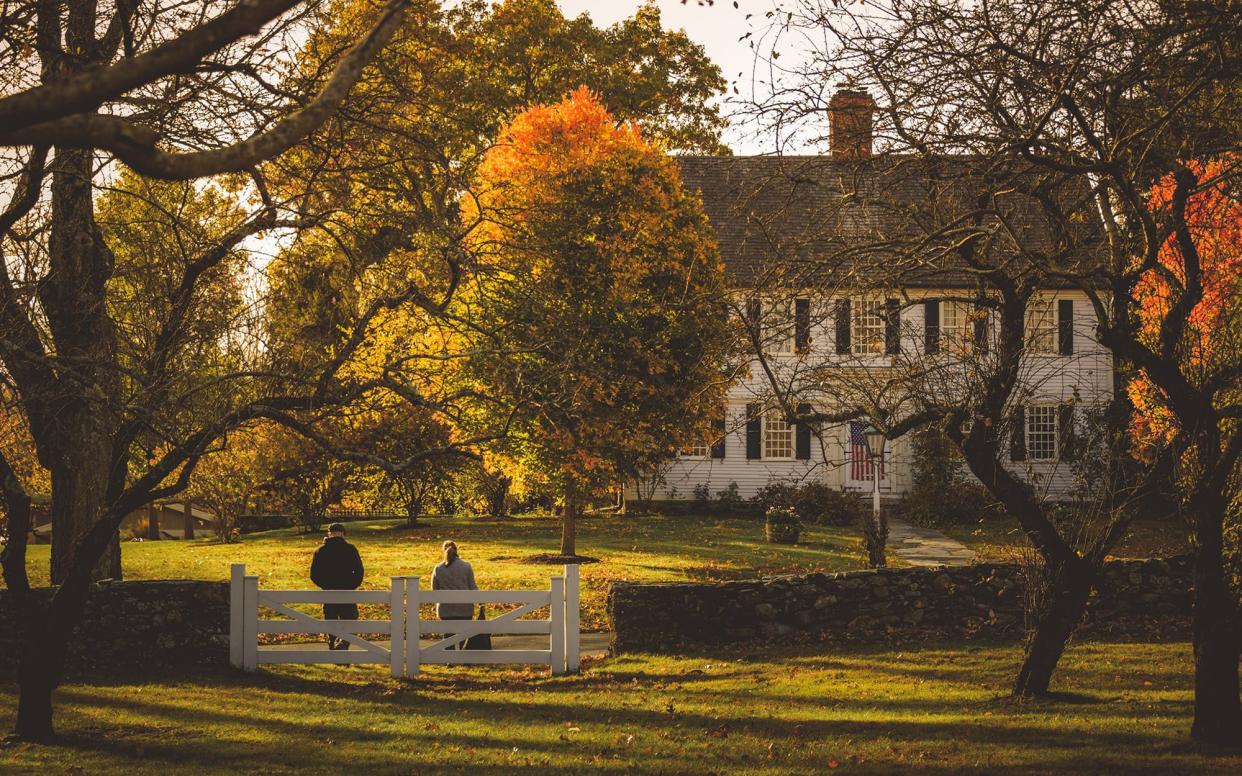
[629,290,1113,503]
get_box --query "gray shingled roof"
[676,155,1100,289]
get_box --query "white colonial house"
[630,90,1113,505]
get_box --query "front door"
[844,420,889,492]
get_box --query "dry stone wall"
[608,557,1192,653]
[0,580,229,671]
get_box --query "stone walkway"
[887,517,976,567]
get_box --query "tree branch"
[0,0,306,131]
[0,0,413,181]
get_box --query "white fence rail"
[229,563,580,677]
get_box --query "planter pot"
[765,522,800,544]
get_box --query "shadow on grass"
[40,671,1202,776]
[4,627,1224,774]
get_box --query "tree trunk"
[1190,502,1242,747]
[1013,556,1094,698]
[1192,611,1242,747]
[14,623,58,742]
[488,475,511,518]
[146,502,161,540]
[49,456,120,583]
[14,502,129,740]
[0,451,33,591]
[45,148,122,585]
[560,493,577,557]
[405,498,421,528]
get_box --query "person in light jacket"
[431,540,477,648]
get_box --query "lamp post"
[862,425,886,567]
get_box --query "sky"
[556,1,781,155]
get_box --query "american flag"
[849,421,885,480]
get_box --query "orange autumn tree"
[1130,157,1242,453]
[461,88,735,556]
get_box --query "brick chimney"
[829,88,876,160]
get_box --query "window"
[764,299,795,355]
[680,443,710,459]
[1026,297,1057,354]
[852,299,886,355]
[1025,405,1058,460]
[940,301,971,352]
[763,409,794,459]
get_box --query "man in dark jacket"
[310,523,364,650]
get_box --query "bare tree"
[746,0,1242,744]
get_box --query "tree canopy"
[460,88,735,556]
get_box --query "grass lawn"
[16,514,873,630]
[944,516,1192,564]
[2,640,1236,774]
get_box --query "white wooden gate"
[229,563,580,677]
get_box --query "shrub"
[692,483,711,510]
[895,480,998,528]
[715,481,744,511]
[895,428,1000,527]
[795,482,863,527]
[753,480,862,526]
[764,507,800,544]
[752,482,799,517]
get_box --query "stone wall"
[608,557,1192,653]
[0,580,229,671]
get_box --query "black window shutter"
[1058,299,1074,355]
[924,300,940,354]
[1010,406,1027,461]
[835,299,851,354]
[885,298,901,355]
[746,298,761,349]
[710,413,727,459]
[745,403,762,460]
[973,307,989,353]
[795,298,811,353]
[1058,404,1076,461]
[795,403,812,460]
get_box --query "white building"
[632,91,1112,505]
